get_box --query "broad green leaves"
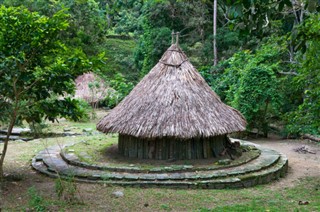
[286,14,320,135]
[0,6,90,124]
[212,38,286,136]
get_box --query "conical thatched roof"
[75,72,113,104]
[97,43,246,139]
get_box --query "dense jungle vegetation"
[0,0,319,138]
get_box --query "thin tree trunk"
[213,0,218,66]
[262,101,269,137]
[0,109,17,181]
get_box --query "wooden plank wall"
[118,134,227,160]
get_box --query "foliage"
[211,38,286,136]
[225,0,293,37]
[0,6,91,123]
[136,24,172,76]
[101,38,138,82]
[134,0,218,76]
[27,187,47,212]
[111,0,144,35]
[0,5,91,179]
[102,73,134,108]
[0,0,108,54]
[0,0,319,137]
[29,121,48,138]
[286,14,320,135]
[55,176,79,203]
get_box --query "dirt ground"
[248,136,320,188]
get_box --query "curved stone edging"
[31,141,288,188]
[60,143,261,173]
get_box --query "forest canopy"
[0,0,319,137]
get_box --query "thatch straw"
[97,44,246,139]
[75,72,113,104]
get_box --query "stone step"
[60,146,261,173]
[32,154,287,189]
[32,141,288,188]
[0,127,31,135]
[41,149,280,181]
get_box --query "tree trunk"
[213,0,218,66]
[0,109,17,181]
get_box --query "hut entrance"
[118,134,228,160]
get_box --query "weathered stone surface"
[83,128,93,133]
[112,191,124,198]
[0,135,31,142]
[31,140,288,189]
[218,159,232,165]
[0,127,31,135]
[63,132,81,136]
[61,144,261,173]
[63,127,77,132]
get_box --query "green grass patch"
[65,134,117,164]
[63,136,261,172]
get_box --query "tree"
[213,0,218,66]
[212,38,286,136]
[134,0,213,75]
[0,0,108,55]
[0,6,90,180]
[286,14,320,135]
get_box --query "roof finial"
[176,32,180,45]
[171,30,175,44]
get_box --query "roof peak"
[171,31,180,45]
[159,43,188,67]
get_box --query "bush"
[27,187,47,212]
[101,73,134,109]
[210,37,286,136]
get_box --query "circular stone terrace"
[32,139,288,189]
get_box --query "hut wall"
[118,134,227,160]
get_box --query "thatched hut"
[75,72,113,107]
[97,35,246,160]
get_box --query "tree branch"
[17,78,42,98]
[278,71,298,76]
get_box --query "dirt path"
[248,137,320,188]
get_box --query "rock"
[218,159,232,165]
[82,128,93,133]
[0,135,20,141]
[0,127,31,135]
[63,127,77,132]
[63,132,80,136]
[112,191,124,198]
[0,135,31,142]
[63,128,72,132]
[81,140,89,145]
